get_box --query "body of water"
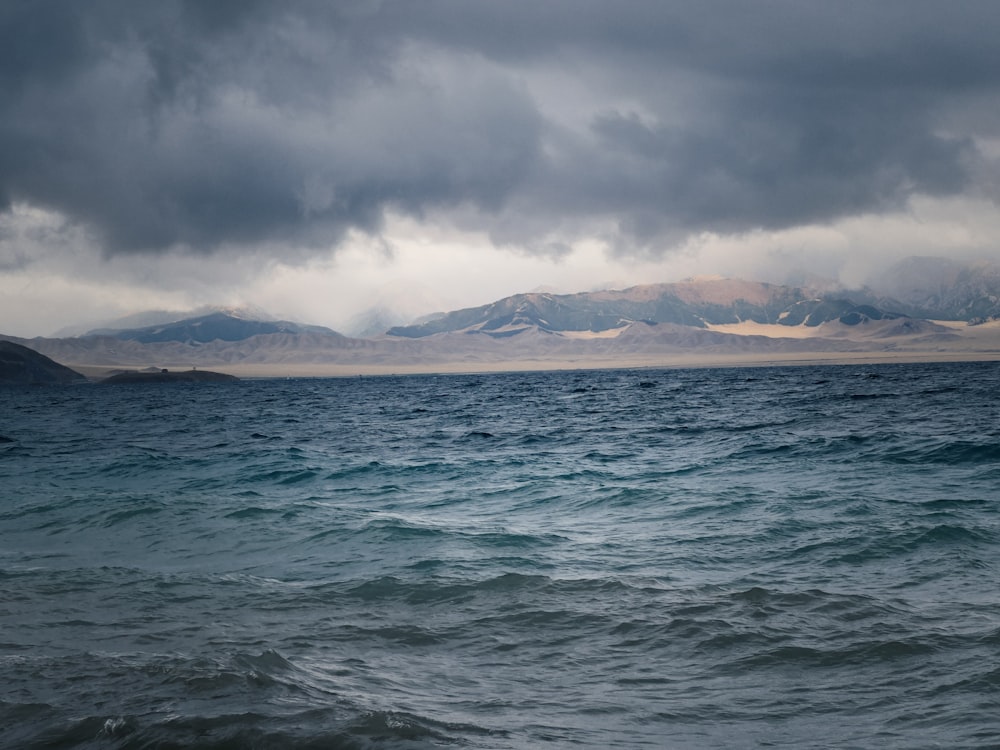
[2,362,1000,748]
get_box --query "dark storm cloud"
[0,0,543,255]
[0,0,998,257]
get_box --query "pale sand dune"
[934,319,1000,338]
[706,321,823,339]
[706,319,965,341]
[558,328,627,339]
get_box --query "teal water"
[2,363,1000,748]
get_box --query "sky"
[2,0,1000,337]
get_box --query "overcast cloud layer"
[2,1,1000,334]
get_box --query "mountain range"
[4,256,1000,377]
[386,278,904,338]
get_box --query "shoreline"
[68,349,1000,381]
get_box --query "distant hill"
[100,369,238,384]
[56,304,280,338]
[0,341,86,385]
[87,311,343,345]
[387,278,905,338]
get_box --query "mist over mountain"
[337,281,455,338]
[869,257,1000,322]
[341,307,411,339]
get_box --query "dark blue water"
[2,363,1000,748]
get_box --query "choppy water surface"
[2,362,1000,748]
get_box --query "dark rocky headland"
[0,341,87,385]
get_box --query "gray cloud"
[0,0,998,260]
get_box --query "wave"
[1,648,501,750]
[7,706,492,750]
